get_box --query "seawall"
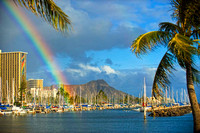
[148,105,192,117]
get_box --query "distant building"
[0,50,27,104]
[27,80,58,99]
[43,85,58,98]
[27,79,43,96]
[50,85,58,98]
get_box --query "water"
[0,109,193,133]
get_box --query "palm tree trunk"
[186,63,200,133]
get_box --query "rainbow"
[21,53,25,74]
[0,1,68,85]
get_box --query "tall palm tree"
[64,91,69,103]
[19,75,27,106]
[131,0,200,132]
[13,0,71,32]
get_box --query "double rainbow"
[1,0,68,85]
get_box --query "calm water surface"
[0,109,193,133]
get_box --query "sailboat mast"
[0,77,1,103]
[123,94,124,105]
[169,87,171,104]
[12,79,14,105]
[128,94,129,105]
[144,77,146,119]
[171,88,174,103]
[41,89,42,106]
[7,80,10,104]
[80,86,81,105]
[59,89,61,107]
[181,88,183,103]
[187,92,190,104]
[139,93,140,104]
[165,87,167,104]
[184,89,186,104]
[34,88,35,108]
[73,91,75,106]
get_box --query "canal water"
[0,109,193,133]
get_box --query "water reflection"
[0,110,193,133]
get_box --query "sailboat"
[0,77,2,104]
[132,78,149,113]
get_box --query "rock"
[149,106,192,117]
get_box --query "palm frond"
[168,33,198,64]
[131,31,170,57]
[159,22,181,34]
[199,42,200,56]
[171,0,200,28]
[13,0,71,32]
[192,29,200,39]
[152,52,176,98]
[171,0,187,25]
[193,39,200,55]
[184,0,200,28]
[191,66,200,85]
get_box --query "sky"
[0,0,199,101]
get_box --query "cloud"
[0,0,172,74]
[101,65,117,74]
[66,64,118,76]
[66,68,82,74]
[3,1,196,101]
[79,64,101,73]
[66,68,86,77]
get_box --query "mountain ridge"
[44,79,135,103]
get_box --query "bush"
[14,102,21,107]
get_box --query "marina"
[0,0,200,132]
[0,108,193,133]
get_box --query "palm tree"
[64,91,69,104]
[131,0,200,132]
[97,90,107,105]
[12,0,71,32]
[19,75,27,106]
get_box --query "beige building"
[27,81,58,105]
[27,79,43,96]
[27,80,58,99]
[0,50,27,104]
[42,85,58,98]
[27,79,43,90]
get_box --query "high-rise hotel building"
[0,50,27,104]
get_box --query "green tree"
[131,0,200,132]
[97,90,107,105]
[124,95,128,104]
[57,87,70,105]
[59,87,64,96]
[69,96,73,105]
[64,91,69,104]
[26,92,32,103]
[13,0,71,32]
[73,95,85,105]
[134,97,140,104]
[74,95,79,104]
[19,75,27,105]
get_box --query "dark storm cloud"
[105,58,113,65]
